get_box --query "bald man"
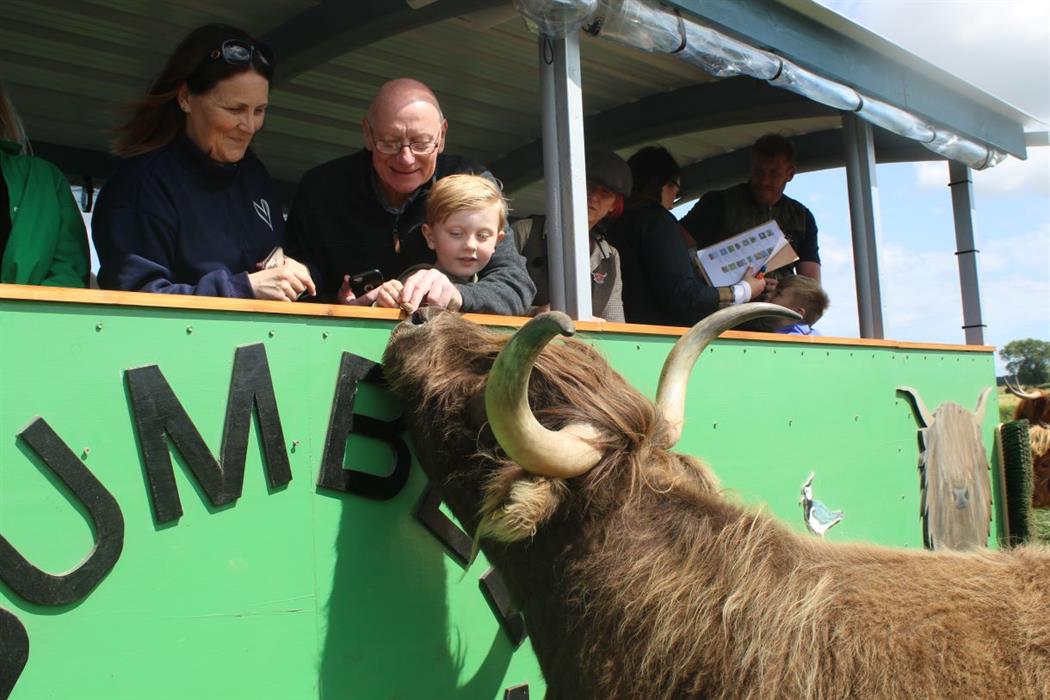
[286,78,534,313]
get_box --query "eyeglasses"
[366,119,439,156]
[370,137,440,156]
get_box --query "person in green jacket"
[0,81,89,288]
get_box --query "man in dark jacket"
[679,133,820,281]
[287,78,534,314]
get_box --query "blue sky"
[679,1,1049,373]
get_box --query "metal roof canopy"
[669,0,1031,157]
[4,1,1032,201]
[2,0,1034,341]
[525,0,1028,340]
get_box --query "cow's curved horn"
[1005,376,1040,400]
[485,312,603,478]
[656,303,801,446]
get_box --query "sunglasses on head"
[202,39,272,70]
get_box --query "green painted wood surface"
[0,299,999,699]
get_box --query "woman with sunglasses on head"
[92,24,314,300]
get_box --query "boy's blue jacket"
[92,132,284,297]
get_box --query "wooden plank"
[0,284,994,352]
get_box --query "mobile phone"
[261,246,286,270]
[349,269,384,296]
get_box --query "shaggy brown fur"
[1031,425,1050,508]
[383,311,1050,699]
[1013,393,1050,508]
[1014,390,1050,426]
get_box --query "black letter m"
[126,343,292,523]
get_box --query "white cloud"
[979,222,1050,272]
[804,2,1049,371]
[914,161,947,190]
[878,242,962,340]
[819,1,1050,123]
[973,147,1050,196]
[915,148,1049,203]
[805,231,858,338]
[804,181,1049,368]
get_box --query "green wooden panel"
[0,299,999,699]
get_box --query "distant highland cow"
[1007,381,1050,508]
[384,305,1050,699]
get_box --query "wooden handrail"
[0,284,994,352]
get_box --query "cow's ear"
[478,472,568,543]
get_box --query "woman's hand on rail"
[249,256,316,301]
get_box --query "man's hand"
[248,255,316,301]
[741,266,767,300]
[755,275,778,300]
[399,268,463,313]
[336,274,386,306]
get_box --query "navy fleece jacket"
[92,133,283,297]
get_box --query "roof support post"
[947,161,986,345]
[538,32,591,320]
[842,113,885,339]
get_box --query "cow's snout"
[410,306,442,326]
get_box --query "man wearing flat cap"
[512,149,631,321]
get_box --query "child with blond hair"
[372,173,508,312]
[768,274,829,335]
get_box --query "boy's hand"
[373,279,405,309]
[399,268,463,313]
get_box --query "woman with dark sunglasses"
[92,24,315,300]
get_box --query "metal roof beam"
[263,0,508,84]
[494,77,833,192]
[665,0,1027,157]
[676,126,941,200]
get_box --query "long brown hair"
[626,145,680,208]
[0,81,30,152]
[112,24,274,157]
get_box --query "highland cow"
[383,305,1050,699]
[1007,382,1050,508]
